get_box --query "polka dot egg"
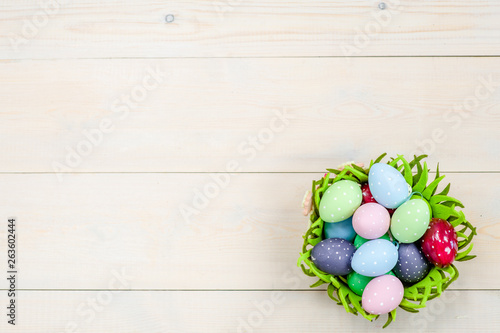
[310,238,356,276]
[390,199,430,243]
[352,202,390,239]
[393,243,432,284]
[319,180,362,223]
[351,239,398,277]
[362,275,404,315]
[368,163,411,209]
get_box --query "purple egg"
[311,238,356,275]
[393,243,432,283]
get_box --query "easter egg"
[347,271,396,296]
[421,218,458,267]
[324,217,356,242]
[311,238,356,275]
[362,275,404,315]
[368,163,412,209]
[411,194,433,219]
[352,203,390,239]
[361,183,377,204]
[351,239,398,277]
[390,199,430,243]
[347,272,373,296]
[354,233,391,249]
[393,243,432,283]
[319,180,362,223]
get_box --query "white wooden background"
[1,0,500,332]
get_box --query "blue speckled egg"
[311,238,356,276]
[393,243,432,284]
[351,239,398,277]
[324,217,356,242]
[368,163,411,209]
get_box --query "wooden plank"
[0,173,495,290]
[0,57,499,173]
[0,290,497,332]
[1,1,500,58]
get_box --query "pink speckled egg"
[362,275,404,315]
[352,203,390,239]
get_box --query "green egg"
[347,271,396,296]
[347,272,373,296]
[354,233,392,249]
[410,194,433,218]
[319,180,362,223]
[390,199,430,243]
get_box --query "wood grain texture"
[1,291,498,332]
[0,173,494,290]
[1,1,499,331]
[1,57,499,173]
[1,1,500,58]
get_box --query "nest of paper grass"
[297,154,476,327]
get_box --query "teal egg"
[324,217,356,242]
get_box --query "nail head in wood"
[165,14,175,23]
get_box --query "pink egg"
[352,203,390,239]
[361,275,404,315]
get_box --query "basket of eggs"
[297,154,476,327]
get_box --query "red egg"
[420,218,458,267]
[361,183,377,204]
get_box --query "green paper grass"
[297,154,476,327]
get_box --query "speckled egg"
[324,217,356,242]
[393,243,432,284]
[421,218,458,267]
[391,199,430,243]
[368,163,412,209]
[319,180,362,223]
[352,203,391,239]
[311,238,356,276]
[362,275,404,315]
[351,239,398,277]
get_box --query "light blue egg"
[368,163,411,209]
[324,217,356,242]
[351,239,398,277]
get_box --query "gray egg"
[393,243,431,284]
[311,238,356,276]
